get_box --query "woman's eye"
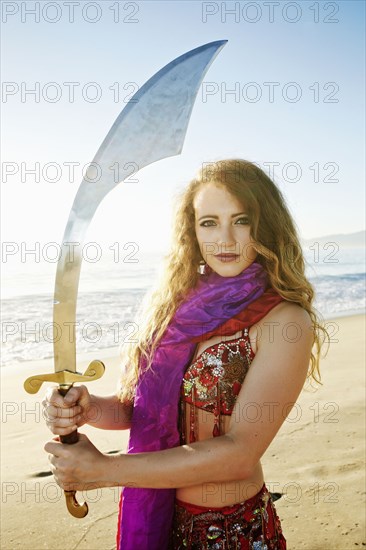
[200,217,249,227]
[236,217,249,225]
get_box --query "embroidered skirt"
[168,483,286,550]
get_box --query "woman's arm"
[87,393,133,430]
[45,302,314,491]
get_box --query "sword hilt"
[24,360,105,518]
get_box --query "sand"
[1,314,365,550]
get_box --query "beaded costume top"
[179,328,255,444]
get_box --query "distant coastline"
[301,229,365,248]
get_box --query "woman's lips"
[214,254,239,263]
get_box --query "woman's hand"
[42,385,92,436]
[44,434,110,491]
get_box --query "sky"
[1,0,365,257]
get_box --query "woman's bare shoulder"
[249,300,313,354]
[259,299,311,325]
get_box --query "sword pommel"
[24,360,105,394]
[63,490,89,519]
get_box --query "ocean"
[1,247,365,367]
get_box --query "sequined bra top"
[179,328,255,445]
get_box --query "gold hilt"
[24,360,105,394]
[24,360,105,518]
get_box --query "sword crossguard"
[23,360,105,394]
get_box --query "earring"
[198,260,206,275]
[198,260,212,275]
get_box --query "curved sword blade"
[53,40,227,372]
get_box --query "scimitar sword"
[24,40,228,518]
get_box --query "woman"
[44,159,327,549]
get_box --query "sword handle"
[58,385,89,519]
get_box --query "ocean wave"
[1,273,365,367]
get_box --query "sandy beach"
[1,314,365,550]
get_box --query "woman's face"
[193,182,257,277]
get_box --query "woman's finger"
[44,403,82,420]
[63,386,83,405]
[46,414,79,428]
[44,439,63,456]
[44,387,67,407]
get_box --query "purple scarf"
[117,261,269,549]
